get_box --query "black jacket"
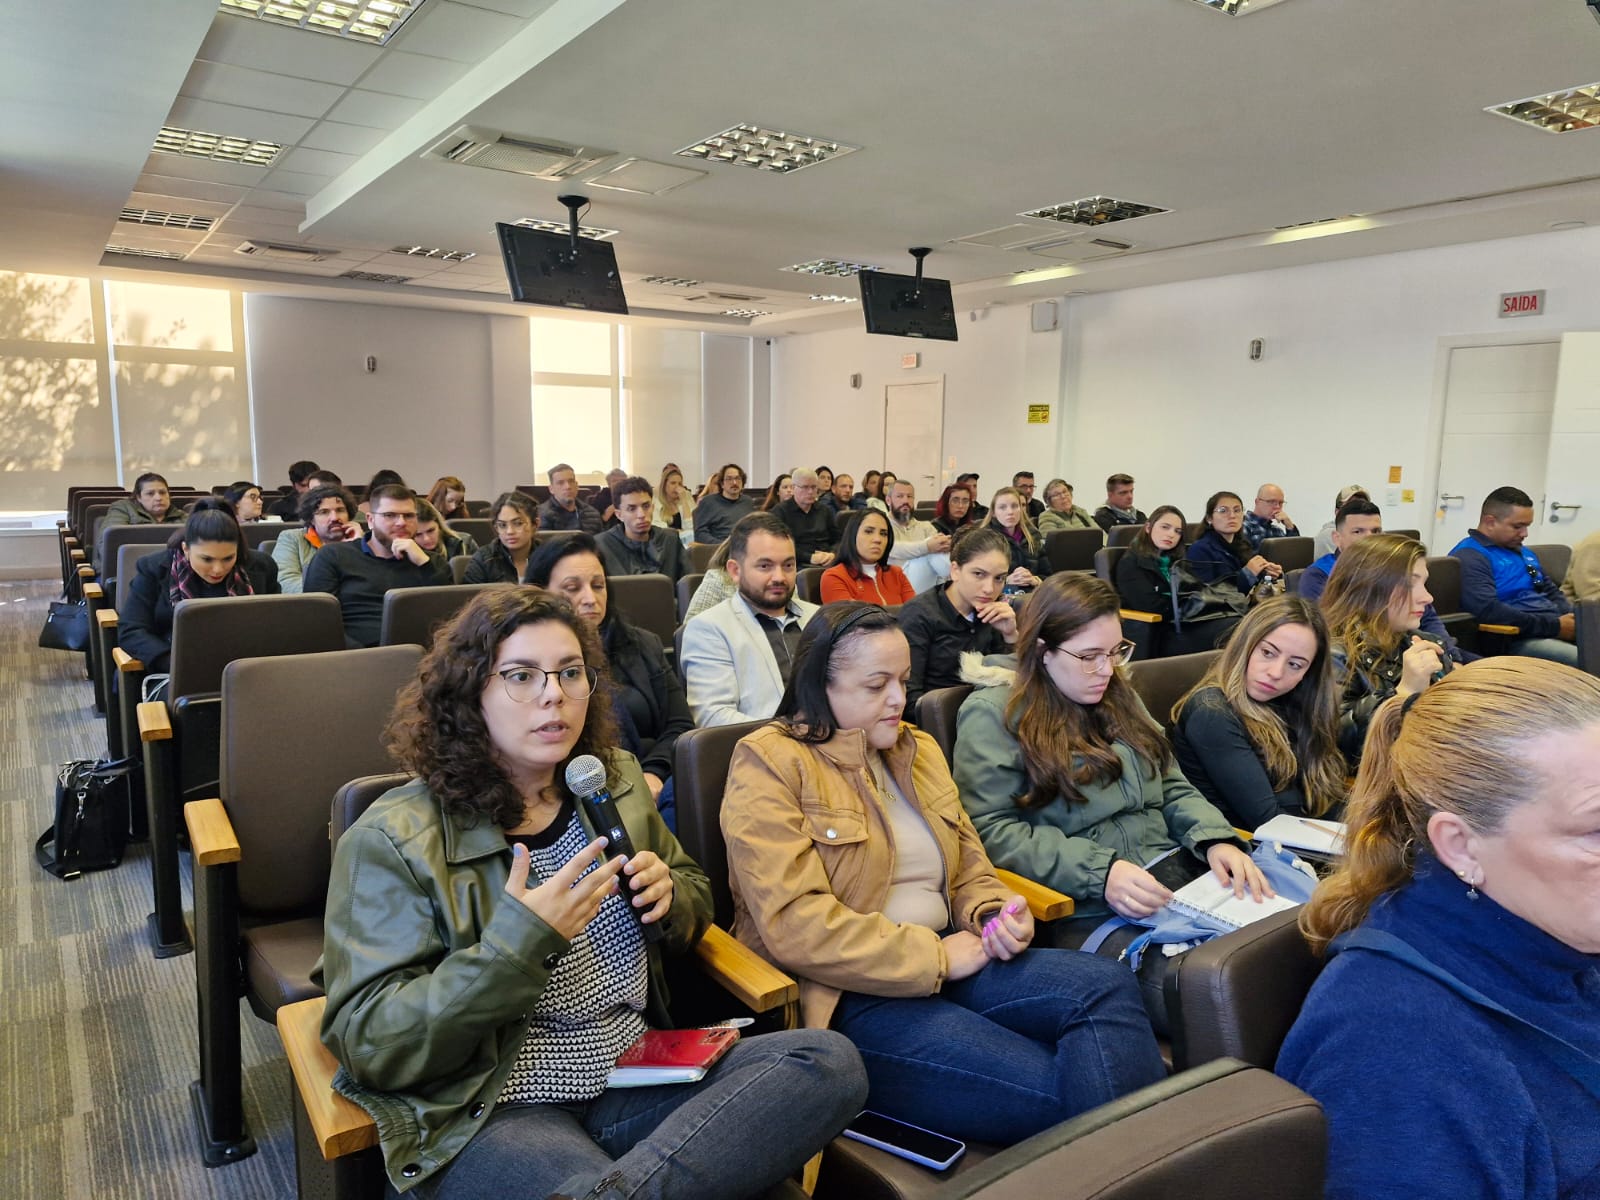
[596,525,687,582]
[774,498,838,562]
[895,584,1009,709]
[1172,687,1319,829]
[119,548,281,673]
[602,618,692,782]
[463,539,524,585]
[1332,630,1458,764]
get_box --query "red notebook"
[606,1027,740,1088]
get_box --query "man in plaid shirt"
[1241,483,1300,550]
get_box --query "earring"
[1457,869,1479,900]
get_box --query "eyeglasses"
[493,664,598,702]
[1257,497,1283,508]
[494,518,532,532]
[1212,506,1244,518]
[1052,641,1136,673]
[372,510,417,522]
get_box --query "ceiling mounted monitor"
[494,197,627,315]
[858,248,958,341]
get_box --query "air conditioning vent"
[706,290,765,302]
[424,126,614,180]
[234,240,332,262]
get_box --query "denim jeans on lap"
[1511,636,1578,667]
[829,949,1164,1145]
[418,1029,866,1200]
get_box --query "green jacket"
[951,657,1241,919]
[314,753,711,1193]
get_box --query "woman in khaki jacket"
[721,603,1165,1146]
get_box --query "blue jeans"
[1511,636,1578,667]
[418,1030,866,1199]
[829,949,1164,1145]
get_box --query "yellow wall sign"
[1027,404,1051,424]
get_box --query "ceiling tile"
[323,88,426,130]
[111,222,211,247]
[197,14,383,84]
[279,146,360,177]
[354,49,471,99]
[257,169,332,196]
[124,191,238,219]
[388,0,528,63]
[142,152,271,189]
[181,60,346,120]
[237,188,312,212]
[299,120,389,155]
[164,96,315,146]
[134,174,251,205]
[224,203,309,229]
[453,0,559,17]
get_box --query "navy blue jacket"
[1183,528,1257,591]
[1450,529,1570,639]
[1278,855,1600,1199]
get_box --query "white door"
[884,380,944,504]
[1430,342,1559,554]
[1542,333,1600,547]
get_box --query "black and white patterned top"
[497,800,647,1106]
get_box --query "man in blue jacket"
[1449,486,1576,665]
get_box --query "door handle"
[1439,493,1464,502]
[1550,502,1583,523]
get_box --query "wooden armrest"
[1233,827,1253,842]
[693,924,798,1012]
[70,548,85,561]
[136,700,172,742]
[1119,608,1162,624]
[995,869,1076,920]
[278,997,378,1160]
[63,533,76,544]
[78,565,95,578]
[82,583,103,600]
[184,798,241,866]
[95,607,118,629]
[111,647,144,673]
[1478,623,1519,636]
[58,521,68,530]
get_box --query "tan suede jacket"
[721,721,1010,1030]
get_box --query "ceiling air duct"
[424,127,615,180]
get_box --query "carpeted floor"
[0,579,297,1198]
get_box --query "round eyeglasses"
[492,664,598,702]
[1053,642,1136,673]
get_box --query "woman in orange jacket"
[819,508,916,606]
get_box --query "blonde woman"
[981,485,1043,591]
[1280,658,1600,1199]
[653,465,694,537]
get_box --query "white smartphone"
[842,1110,966,1171]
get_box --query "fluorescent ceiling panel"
[391,244,476,261]
[677,124,858,174]
[154,124,283,166]
[118,207,217,230]
[106,245,188,260]
[1185,0,1294,13]
[511,217,619,240]
[782,258,882,277]
[218,0,426,45]
[1488,82,1600,133]
[640,275,701,287]
[1020,196,1169,225]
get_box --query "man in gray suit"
[681,513,819,727]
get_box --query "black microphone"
[564,755,663,943]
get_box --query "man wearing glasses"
[304,484,448,646]
[1241,483,1300,551]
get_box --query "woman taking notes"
[317,588,864,1198]
[1279,658,1600,1199]
[722,603,1164,1144]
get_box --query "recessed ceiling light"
[119,207,216,231]
[391,244,476,262]
[1550,220,1588,230]
[1021,197,1169,225]
[153,125,283,167]
[1272,214,1359,231]
[641,275,702,287]
[1185,0,1294,14]
[722,309,771,318]
[105,245,187,260]
[510,217,619,240]
[809,294,858,303]
[1488,82,1600,133]
[341,270,414,283]
[783,258,882,277]
[218,0,426,44]
[676,124,858,174]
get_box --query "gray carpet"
[0,579,297,1198]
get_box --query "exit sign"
[1499,290,1545,318]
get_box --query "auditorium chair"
[1258,536,1314,573]
[242,522,298,549]
[136,594,347,957]
[688,541,719,573]
[536,528,580,547]
[913,684,972,765]
[464,498,492,516]
[378,582,499,647]
[1092,546,1162,660]
[795,565,825,605]
[1042,527,1104,574]
[1424,555,1516,653]
[1126,651,1221,735]
[1578,597,1600,678]
[608,572,678,649]
[1388,528,1421,542]
[183,645,421,1166]
[928,1058,1325,1200]
[677,571,705,622]
[449,553,472,584]
[97,543,170,752]
[1527,542,1572,589]
[448,516,493,547]
[84,526,171,715]
[1285,567,1306,596]
[1106,525,1142,548]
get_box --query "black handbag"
[38,599,91,652]
[35,757,140,879]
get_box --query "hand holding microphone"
[564,755,667,942]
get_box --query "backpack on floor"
[35,757,140,880]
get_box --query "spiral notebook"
[606,1027,740,1088]
[1166,871,1301,931]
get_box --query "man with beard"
[274,482,364,593]
[681,513,818,727]
[884,479,952,594]
[538,462,606,534]
[303,484,448,646]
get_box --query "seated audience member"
[1013,470,1045,521]
[758,473,794,512]
[120,500,280,673]
[305,468,343,490]
[414,498,478,560]
[653,465,694,535]
[814,465,834,500]
[317,587,864,1199]
[681,514,819,727]
[820,470,851,516]
[1113,505,1244,654]
[527,535,691,828]
[1312,483,1369,559]
[1037,479,1097,532]
[932,481,977,536]
[981,486,1044,590]
[774,468,837,566]
[102,471,173,530]
[425,475,469,522]
[1240,482,1301,550]
[1565,526,1600,602]
[589,466,628,527]
[357,469,406,517]
[821,510,915,606]
[1298,497,1384,601]
[685,540,736,621]
[852,470,884,513]
[538,463,605,534]
[952,573,1271,1026]
[693,468,722,503]
[223,481,265,523]
[597,476,687,582]
[1279,658,1600,1200]
[465,491,540,584]
[1450,486,1577,666]
[722,604,1165,1143]
[268,459,319,521]
[1323,533,1459,765]
[274,483,362,594]
[1172,596,1346,829]
[1185,490,1283,592]
[896,527,1018,708]
[304,484,449,647]
[691,463,756,544]
[885,480,952,594]
[956,472,987,520]
[1092,473,1146,532]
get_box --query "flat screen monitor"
[858,269,958,341]
[495,221,628,315]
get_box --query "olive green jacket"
[314,753,711,1192]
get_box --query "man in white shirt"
[681,513,819,726]
[885,480,952,594]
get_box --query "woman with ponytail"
[1279,658,1600,1199]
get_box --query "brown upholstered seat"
[1042,527,1104,574]
[1424,555,1489,652]
[608,572,678,648]
[1106,525,1142,548]
[913,685,973,766]
[379,582,501,647]
[677,571,705,622]
[1580,597,1600,677]
[448,517,493,547]
[688,541,718,573]
[1125,650,1221,734]
[242,917,327,1016]
[1528,542,1572,588]
[1258,536,1314,572]
[795,565,825,605]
